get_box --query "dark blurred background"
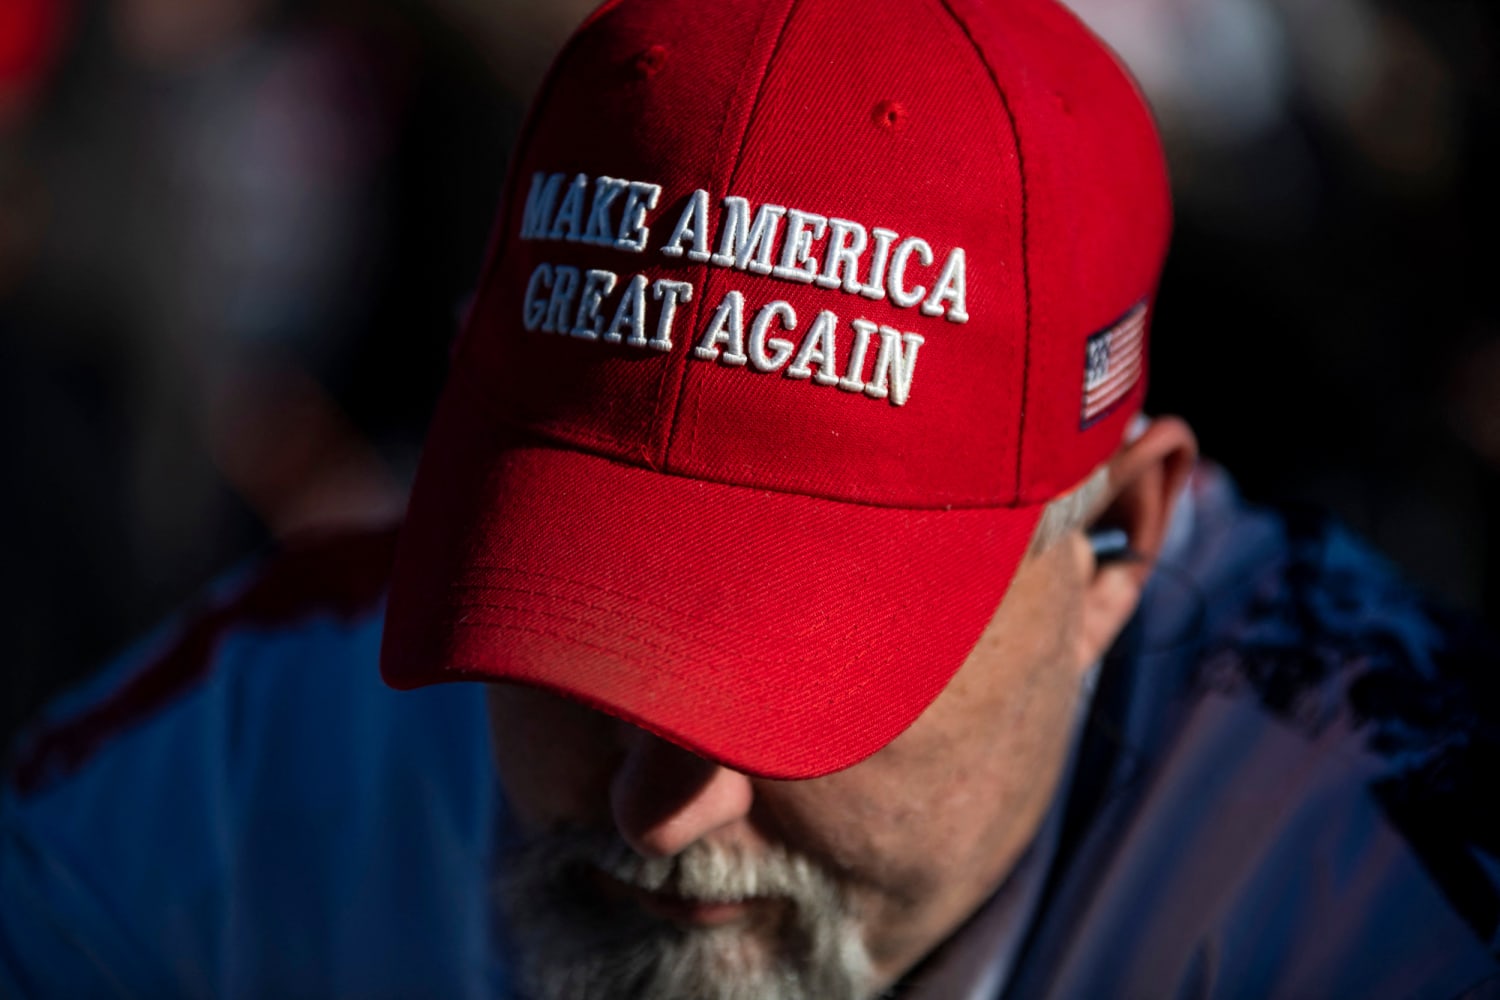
[2,0,1497,750]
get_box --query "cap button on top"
[634,44,668,78]
[872,99,910,132]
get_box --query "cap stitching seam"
[437,621,866,778]
[451,571,889,645]
[446,597,821,666]
[443,613,935,764]
[451,373,636,459]
[449,599,731,662]
[936,0,1032,500]
[446,614,899,712]
[661,0,806,471]
[449,620,743,692]
[452,579,718,634]
[481,411,1050,510]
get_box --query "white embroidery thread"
[694,290,749,365]
[604,274,649,346]
[650,280,693,352]
[517,171,967,406]
[661,189,711,261]
[570,269,618,339]
[786,310,840,385]
[747,300,797,372]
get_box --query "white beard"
[495,828,876,1000]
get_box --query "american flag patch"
[1082,303,1147,426]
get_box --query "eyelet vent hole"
[872,100,909,132]
[634,44,668,78]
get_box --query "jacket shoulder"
[8,526,399,796]
[1,524,496,995]
[1201,508,1500,958]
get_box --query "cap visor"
[382,409,1041,780]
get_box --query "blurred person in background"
[3,0,1498,997]
[1065,0,1500,621]
[0,0,513,742]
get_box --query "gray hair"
[1028,464,1111,555]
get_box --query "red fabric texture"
[384,417,1039,778]
[382,0,1171,778]
[942,0,1172,500]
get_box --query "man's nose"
[609,723,754,858]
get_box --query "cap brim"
[382,397,1042,780]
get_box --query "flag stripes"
[1082,304,1147,424]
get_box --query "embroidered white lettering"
[548,174,589,242]
[817,218,868,292]
[695,290,748,365]
[772,209,828,284]
[523,264,553,331]
[651,279,693,352]
[748,300,797,372]
[839,319,875,392]
[604,274,649,345]
[887,237,933,308]
[571,269,617,339]
[661,189,711,261]
[712,198,786,275]
[518,175,953,406]
[542,265,581,333]
[786,310,840,385]
[615,181,661,252]
[921,247,968,323]
[521,173,565,240]
[583,177,627,246]
[865,326,924,406]
[861,227,898,301]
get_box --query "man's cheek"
[489,699,616,828]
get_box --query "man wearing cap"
[4,0,1499,997]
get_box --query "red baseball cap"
[381,0,1170,779]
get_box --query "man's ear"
[1075,416,1198,665]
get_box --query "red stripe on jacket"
[10,526,400,797]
